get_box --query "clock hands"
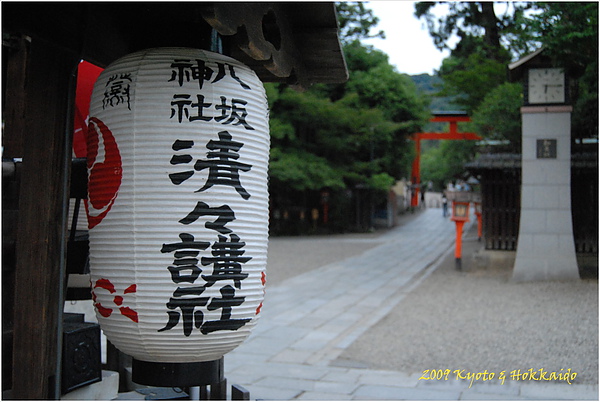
[544,84,563,93]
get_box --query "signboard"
[536,139,557,159]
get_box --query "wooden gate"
[468,151,598,254]
[467,154,521,251]
[571,150,598,253]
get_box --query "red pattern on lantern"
[119,307,139,323]
[86,117,122,228]
[92,278,138,322]
[256,271,267,314]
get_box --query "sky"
[362,1,452,76]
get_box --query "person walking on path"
[442,192,448,217]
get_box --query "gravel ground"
[336,223,599,385]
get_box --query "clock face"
[528,68,565,104]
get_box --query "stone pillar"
[512,106,579,281]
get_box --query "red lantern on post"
[86,48,269,386]
[450,200,470,270]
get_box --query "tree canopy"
[416,1,598,149]
[336,2,386,44]
[266,1,598,232]
[415,2,598,189]
[266,2,430,232]
[268,41,427,193]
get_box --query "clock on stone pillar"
[526,67,567,105]
[509,48,579,281]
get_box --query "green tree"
[266,2,431,233]
[472,82,523,152]
[414,1,532,60]
[421,140,478,190]
[417,2,598,142]
[525,2,598,140]
[336,2,385,44]
[268,58,426,192]
[415,2,524,188]
[417,1,597,205]
[437,47,509,113]
[267,43,427,232]
[526,2,598,72]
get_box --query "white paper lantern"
[86,48,269,364]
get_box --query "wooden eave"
[465,152,598,171]
[2,2,348,88]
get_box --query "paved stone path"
[224,208,598,400]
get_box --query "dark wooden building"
[2,3,348,399]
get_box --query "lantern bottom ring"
[132,357,224,387]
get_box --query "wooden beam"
[11,36,79,399]
[430,115,472,123]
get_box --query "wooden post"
[10,36,79,399]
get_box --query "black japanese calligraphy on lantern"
[218,63,251,90]
[201,285,251,334]
[169,59,211,89]
[170,94,192,123]
[161,233,210,284]
[201,234,250,289]
[179,202,235,234]
[169,59,251,91]
[103,73,132,110]
[168,132,252,199]
[159,290,209,336]
[215,97,254,130]
[170,94,213,124]
[169,95,254,129]
[160,229,253,336]
[160,56,256,337]
[195,131,252,199]
[169,139,195,185]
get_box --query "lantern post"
[450,198,470,270]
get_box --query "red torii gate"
[410,111,482,207]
